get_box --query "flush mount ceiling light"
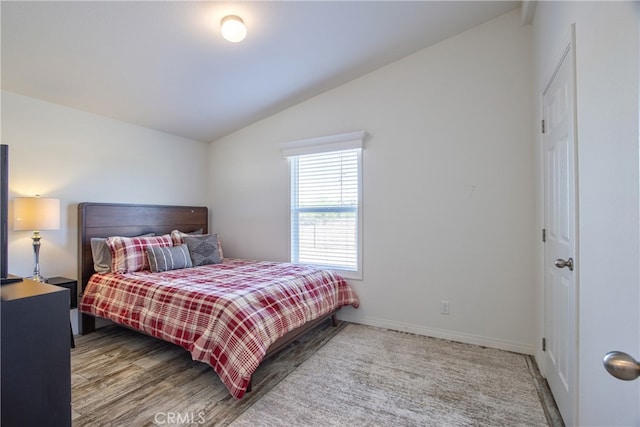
[221,15,247,43]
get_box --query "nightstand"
[47,277,77,349]
[47,277,77,309]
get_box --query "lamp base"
[29,274,47,283]
[30,231,45,283]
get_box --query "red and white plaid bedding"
[79,258,359,399]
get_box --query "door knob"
[603,351,640,381]
[554,257,574,271]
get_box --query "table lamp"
[13,196,60,282]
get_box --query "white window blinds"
[283,131,364,278]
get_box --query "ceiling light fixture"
[220,15,247,43]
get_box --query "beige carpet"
[72,322,553,426]
[231,323,549,426]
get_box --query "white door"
[543,39,577,427]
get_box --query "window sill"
[334,269,362,281]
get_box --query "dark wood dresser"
[1,279,71,427]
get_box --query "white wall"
[532,2,639,425]
[209,10,536,353]
[2,91,210,330]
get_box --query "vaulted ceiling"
[1,1,520,143]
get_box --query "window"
[283,131,364,279]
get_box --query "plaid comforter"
[79,258,359,398]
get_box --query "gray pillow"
[146,245,192,273]
[183,234,221,266]
[91,233,155,273]
[90,238,112,273]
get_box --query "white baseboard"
[338,313,536,356]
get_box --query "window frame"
[283,131,365,280]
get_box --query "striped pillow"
[106,234,173,273]
[146,245,192,273]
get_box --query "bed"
[77,202,359,399]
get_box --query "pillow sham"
[183,234,222,266]
[170,229,203,245]
[91,233,155,273]
[172,229,224,260]
[146,244,192,273]
[106,234,173,273]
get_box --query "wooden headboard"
[77,202,208,333]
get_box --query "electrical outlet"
[440,300,450,315]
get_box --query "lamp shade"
[14,197,60,231]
